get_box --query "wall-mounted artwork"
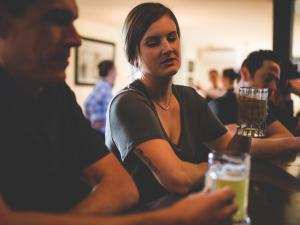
[75,37,115,85]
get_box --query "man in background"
[85,60,117,134]
[269,58,300,136]
[209,50,300,157]
[205,69,225,101]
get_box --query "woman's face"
[138,15,181,79]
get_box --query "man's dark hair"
[123,2,181,67]
[0,0,36,16]
[98,60,114,78]
[240,50,281,79]
[223,68,238,83]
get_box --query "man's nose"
[64,25,81,48]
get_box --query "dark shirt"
[209,90,276,126]
[106,80,227,203]
[0,68,109,213]
[268,101,298,134]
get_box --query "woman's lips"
[161,58,176,64]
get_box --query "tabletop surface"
[140,153,300,225]
[248,153,300,225]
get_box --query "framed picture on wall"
[75,37,115,85]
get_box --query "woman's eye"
[146,39,160,47]
[167,35,177,42]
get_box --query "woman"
[106,2,249,203]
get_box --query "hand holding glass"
[206,152,251,225]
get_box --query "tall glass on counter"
[206,152,251,225]
[238,87,268,137]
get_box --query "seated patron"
[221,68,238,93]
[209,50,300,158]
[85,60,117,134]
[269,58,300,136]
[205,69,225,101]
[196,69,225,101]
[0,1,237,225]
[106,2,250,204]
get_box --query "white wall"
[67,2,299,113]
[294,0,300,57]
[66,19,132,108]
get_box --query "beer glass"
[238,87,268,137]
[206,152,251,225]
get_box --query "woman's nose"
[161,39,172,55]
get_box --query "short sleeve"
[64,85,109,169]
[208,94,238,125]
[208,100,223,120]
[106,91,165,161]
[199,96,227,141]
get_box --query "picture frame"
[75,37,115,85]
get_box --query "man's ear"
[240,67,251,81]
[0,8,13,38]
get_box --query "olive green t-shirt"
[106,80,227,203]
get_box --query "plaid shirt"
[84,79,112,133]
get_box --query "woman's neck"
[140,75,173,101]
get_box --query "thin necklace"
[153,91,172,111]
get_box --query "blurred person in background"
[210,50,300,158]
[85,60,117,134]
[205,69,225,101]
[221,68,238,93]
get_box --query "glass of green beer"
[238,87,268,137]
[206,152,251,225]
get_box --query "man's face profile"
[250,60,280,98]
[1,0,81,85]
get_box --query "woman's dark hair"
[223,68,238,84]
[123,2,181,67]
[98,60,114,78]
[0,0,36,16]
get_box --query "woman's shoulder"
[111,80,149,107]
[173,84,206,103]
